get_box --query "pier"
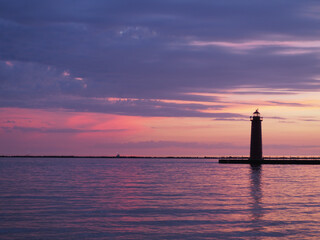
[219,157,320,164]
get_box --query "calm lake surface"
[1,157,320,239]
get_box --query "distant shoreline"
[2,155,320,160]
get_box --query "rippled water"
[1,157,320,239]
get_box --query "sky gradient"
[1,0,320,156]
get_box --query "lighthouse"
[249,109,263,161]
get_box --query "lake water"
[1,157,320,239]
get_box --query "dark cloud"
[265,116,288,120]
[212,118,247,121]
[0,0,318,39]
[1,0,320,116]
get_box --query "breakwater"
[219,157,320,164]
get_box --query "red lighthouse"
[249,109,263,161]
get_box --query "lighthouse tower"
[249,109,263,161]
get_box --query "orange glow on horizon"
[1,86,320,158]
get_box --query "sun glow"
[1,86,320,156]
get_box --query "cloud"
[299,118,319,122]
[213,118,247,121]
[99,140,246,149]
[265,144,320,149]
[190,40,320,51]
[4,120,15,123]
[0,0,318,38]
[0,92,245,118]
[1,126,126,134]
[267,101,309,107]
[1,0,320,116]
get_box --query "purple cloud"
[1,0,320,117]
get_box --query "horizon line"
[2,155,320,159]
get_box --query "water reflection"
[249,164,264,234]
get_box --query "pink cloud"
[0,108,150,155]
[5,61,14,67]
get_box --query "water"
[1,157,320,239]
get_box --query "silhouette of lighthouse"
[249,109,263,161]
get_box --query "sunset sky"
[1,0,320,156]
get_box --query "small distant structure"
[249,109,263,161]
[116,153,120,158]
